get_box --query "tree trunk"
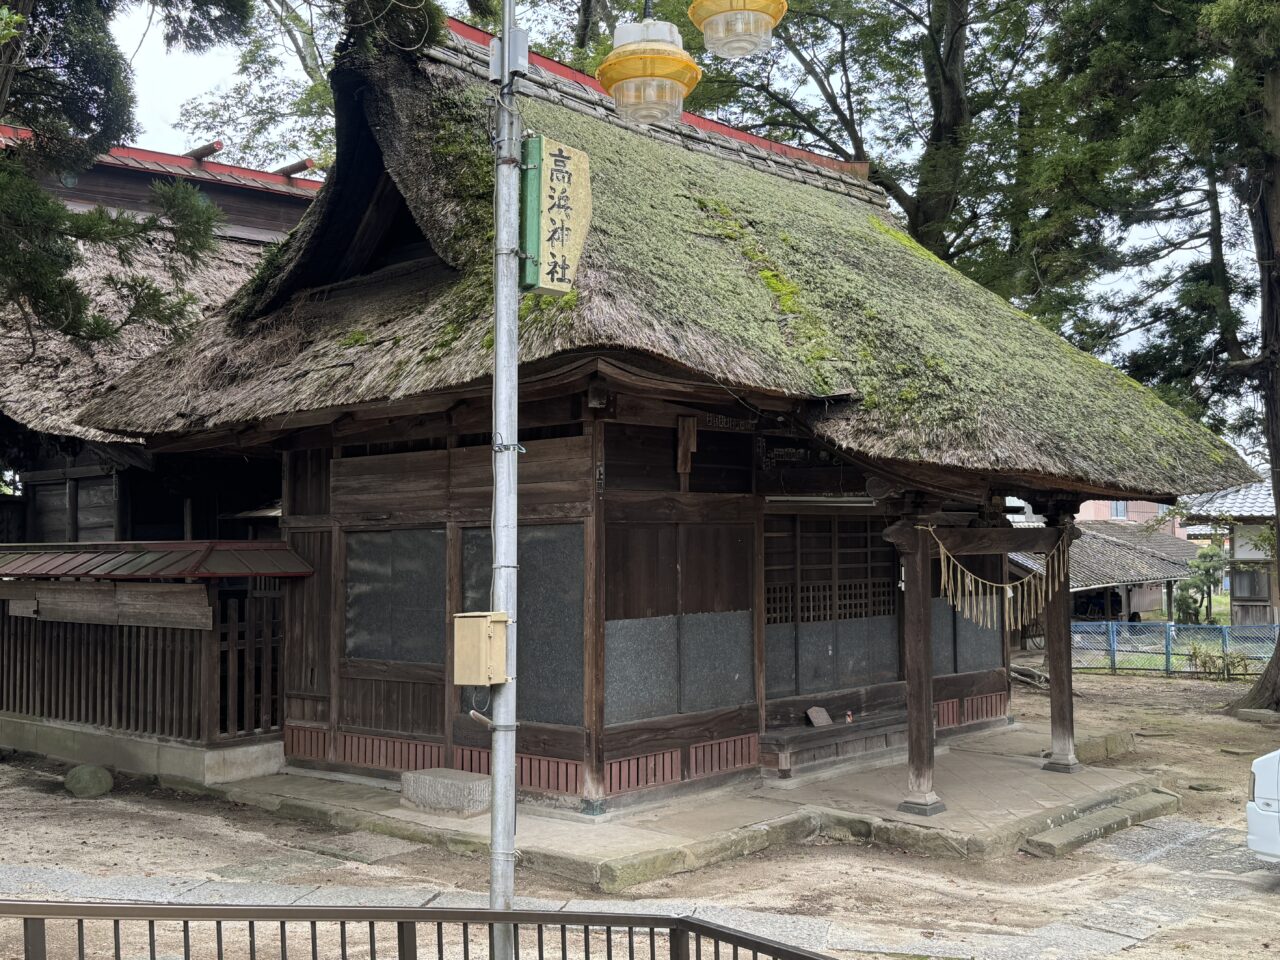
[911,0,972,258]
[0,0,35,123]
[1230,65,1280,712]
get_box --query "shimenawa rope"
[921,526,1070,631]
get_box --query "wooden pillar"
[1043,512,1081,773]
[1165,580,1175,621]
[582,418,607,807]
[64,478,78,542]
[898,524,944,815]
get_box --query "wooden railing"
[0,580,283,746]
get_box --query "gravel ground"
[0,674,1277,959]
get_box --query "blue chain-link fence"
[1072,621,1280,676]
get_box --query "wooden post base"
[1042,757,1083,774]
[897,796,947,817]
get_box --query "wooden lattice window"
[765,515,898,626]
[765,582,793,626]
[798,582,832,623]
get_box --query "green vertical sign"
[519,135,543,290]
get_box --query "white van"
[1248,749,1280,862]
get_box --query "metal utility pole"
[489,0,523,952]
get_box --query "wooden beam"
[1043,517,1081,773]
[885,520,1081,556]
[677,415,697,491]
[898,524,945,816]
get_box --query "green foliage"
[0,0,252,341]
[1174,581,1202,624]
[1186,640,1248,678]
[1175,544,1229,624]
[0,6,23,45]
[179,0,341,170]
[0,154,221,339]
[1042,0,1273,452]
[1245,522,1277,560]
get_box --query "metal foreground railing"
[0,903,836,960]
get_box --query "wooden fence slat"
[244,596,256,735]
[226,599,240,738]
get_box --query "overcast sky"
[111,6,242,155]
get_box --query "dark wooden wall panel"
[287,449,332,516]
[338,675,443,737]
[605,524,677,619]
[682,524,753,614]
[30,484,67,542]
[77,477,116,542]
[604,424,679,491]
[283,530,332,724]
[329,436,591,515]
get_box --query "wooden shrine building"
[65,26,1256,812]
[0,138,318,783]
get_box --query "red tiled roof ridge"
[445,18,869,180]
[0,123,323,196]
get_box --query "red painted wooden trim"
[962,691,1008,724]
[934,698,962,729]
[689,732,759,778]
[605,748,682,794]
[444,19,868,179]
[0,124,321,197]
[453,745,584,794]
[284,723,331,761]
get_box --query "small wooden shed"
[75,27,1255,812]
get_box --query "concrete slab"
[1022,790,1179,857]
[184,722,1166,890]
[293,885,436,907]
[212,851,348,882]
[173,881,319,905]
[1238,708,1280,724]
[623,797,796,840]
[300,830,426,864]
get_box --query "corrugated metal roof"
[1011,521,1196,591]
[0,541,312,580]
[1181,481,1274,523]
[0,125,323,200]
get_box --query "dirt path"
[0,675,1276,959]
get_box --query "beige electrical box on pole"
[453,612,511,684]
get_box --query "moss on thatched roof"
[1,236,261,444]
[79,41,1255,499]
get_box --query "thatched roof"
[0,236,262,445]
[79,33,1256,499]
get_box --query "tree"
[178,0,341,170]
[0,0,254,341]
[1181,544,1228,624]
[1029,0,1280,706]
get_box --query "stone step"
[1021,789,1180,858]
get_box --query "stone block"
[65,764,114,798]
[1237,709,1280,724]
[401,768,491,817]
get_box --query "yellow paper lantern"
[687,0,787,58]
[596,20,702,125]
